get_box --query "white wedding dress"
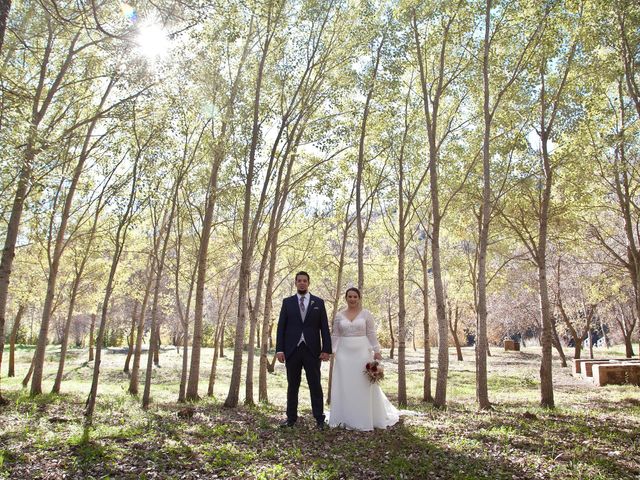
[328,309,399,431]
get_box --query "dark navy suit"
[276,294,331,424]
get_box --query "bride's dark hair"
[344,287,361,298]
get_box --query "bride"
[328,287,400,431]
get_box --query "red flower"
[364,361,384,383]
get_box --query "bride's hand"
[373,352,382,361]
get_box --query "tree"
[502,1,583,408]
[409,0,474,408]
[186,11,254,402]
[85,111,153,426]
[224,0,286,408]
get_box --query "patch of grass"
[489,374,538,390]
[202,442,256,474]
[253,463,288,480]
[197,423,230,438]
[302,461,340,480]
[68,437,115,473]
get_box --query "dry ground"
[0,344,639,479]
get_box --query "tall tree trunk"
[412,8,460,409]
[538,125,555,407]
[186,19,252,403]
[88,313,96,362]
[153,324,160,367]
[356,34,385,293]
[475,0,492,410]
[419,213,432,402]
[550,318,568,367]
[538,122,555,407]
[325,183,356,405]
[186,152,223,402]
[225,5,282,409]
[143,165,185,408]
[387,298,395,360]
[53,192,103,393]
[123,302,138,374]
[31,77,115,396]
[7,304,24,377]
[536,39,577,406]
[0,0,11,54]
[208,318,225,396]
[395,81,415,408]
[0,147,33,400]
[0,25,83,400]
[176,240,197,403]
[448,301,463,362]
[85,152,140,427]
[128,268,152,395]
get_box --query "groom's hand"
[319,352,330,362]
[276,352,285,363]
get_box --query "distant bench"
[593,363,640,387]
[504,340,520,351]
[573,358,640,386]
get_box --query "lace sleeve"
[365,310,381,353]
[331,312,341,353]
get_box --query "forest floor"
[0,344,639,479]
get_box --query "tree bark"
[550,317,568,368]
[7,304,24,377]
[176,223,197,403]
[448,300,463,362]
[128,266,152,395]
[387,298,395,360]
[123,302,138,374]
[0,0,11,54]
[88,313,96,362]
[419,212,432,403]
[208,317,226,396]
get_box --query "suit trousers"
[285,342,324,424]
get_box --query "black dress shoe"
[279,420,295,428]
[316,422,327,430]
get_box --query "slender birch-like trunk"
[7,304,25,378]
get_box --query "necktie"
[299,296,306,319]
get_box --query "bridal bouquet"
[364,361,384,384]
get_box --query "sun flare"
[136,22,170,59]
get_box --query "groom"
[276,271,331,429]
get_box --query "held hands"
[373,352,383,361]
[319,352,330,362]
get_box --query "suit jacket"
[276,294,332,360]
